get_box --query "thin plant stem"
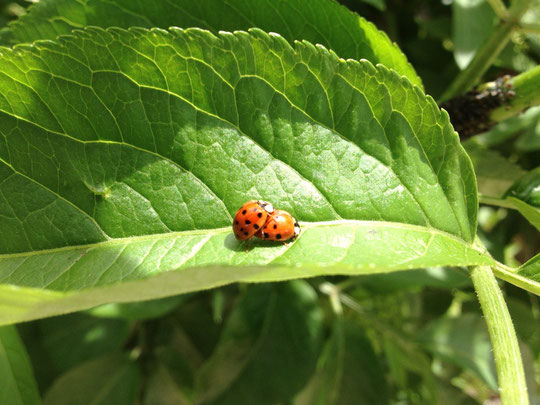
[469,265,529,405]
[487,0,509,19]
[519,22,540,34]
[490,65,540,122]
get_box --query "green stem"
[490,65,540,122]
[479,195,516,209]
[439,0,533,103]
[469,265,529,404]
[519,22,540,34]
[487,0,509,19]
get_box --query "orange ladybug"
[233,200,274,241]
[256,209,300,242]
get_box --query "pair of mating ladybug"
[233,200,300,250]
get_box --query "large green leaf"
[194,281,323,404]
[0,0,422,87]
[0,326,41,405]
[0,27,489,324]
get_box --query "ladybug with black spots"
[233,200,274,242]
[255,209,300,243]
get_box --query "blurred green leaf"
[506,197,540,230]
[382,334,439,403]
[88,296,186,320]
[0,27,488,324]
[295,318,388,405]
[353,267,471,293]
[418,313,498,390]
[516,111,540,152]
[507,298,540,356]
[42,353,140,405]
[0,325,41,405]
[357,0,386,11]
[32,313,130,372]
[143,361,191,405]
[505,167,540,207]
[465,142,540,230]
[0,0,421,86]
[452,0,496,69]
[518,254,540,283]
[195,281,323,405]
[473,106,540,148]
[464,142,525,198]
[155,346,197,395]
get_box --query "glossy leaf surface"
[0,28,486,324]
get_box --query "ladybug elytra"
[255,209,300,242]
[233,200,274,241]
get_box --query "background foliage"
[0,0,538,404]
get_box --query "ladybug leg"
[244,238,252,253]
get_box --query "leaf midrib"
[0,219,483,260]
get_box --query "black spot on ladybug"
[242,209,247,215]
[235,221,239,225]
[263,232,269,239]
[273,224,277,229]
[276,234,282,240]
[240,228,244,232]
[257,212,262,218]
[244,232,249,236]
[245,220,251,225]
[254,224,259,229]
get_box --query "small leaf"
[0,325,41,405]
[504,167,540,207]
[42,353,140,405]
[505,197,540,230]
[194,281,323,405]
[518,254,540,283]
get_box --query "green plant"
[0,0,538,404]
